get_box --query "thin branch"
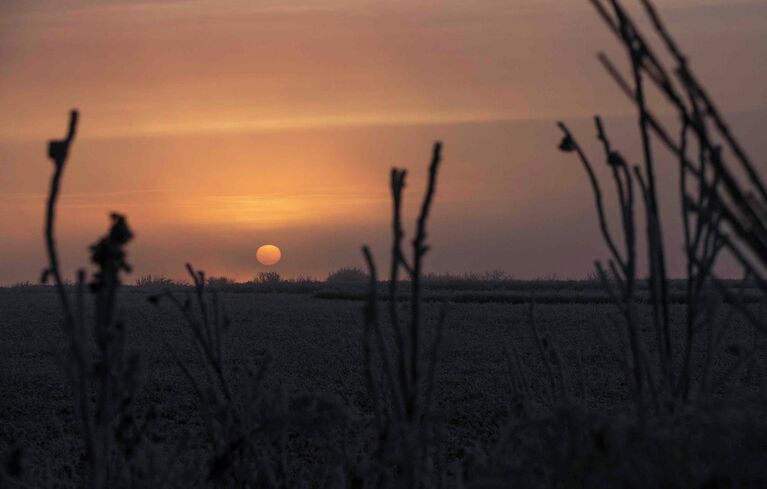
[44,110,79,331]
[558,123,625,270]
[409,141,443,416]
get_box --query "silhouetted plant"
[256,271,281,285]
[458,1,767,486]
[135,274,180,288]
[40,111,164,488]
[557,0,767,414]
[149,264,348,487]
[8,281,34,289]
[210,275,237,286]
[361,142,449,488]
[326,267,368,284]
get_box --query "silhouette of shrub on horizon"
[326,266,368,284]
[206,275,237,287]
[134,274,182,288]
[255,270,281,284]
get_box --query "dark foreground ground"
[1,286,764,486]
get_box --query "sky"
[1,0,766,283]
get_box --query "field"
[2,284,766,486]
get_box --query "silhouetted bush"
[148,264,350,487]
[134,274,178,287]
[326,266,368,284]
[558,0,767,414]
[360,142,448,486]
[206,275,237,288]
[36,112,163,488]
[256,271,281,284]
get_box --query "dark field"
[2,286,764,485]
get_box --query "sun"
[256,244,282,266]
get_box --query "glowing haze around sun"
[257,245,282,266]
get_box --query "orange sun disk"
[257,244,282,266]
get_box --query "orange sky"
[1,0,766,283]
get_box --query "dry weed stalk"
[42,111,157,488]
[559,0,767,414]
[361,142,448,488]
[150,264,348,487]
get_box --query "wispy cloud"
[1,0,354,23]
[0,189,171,209]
